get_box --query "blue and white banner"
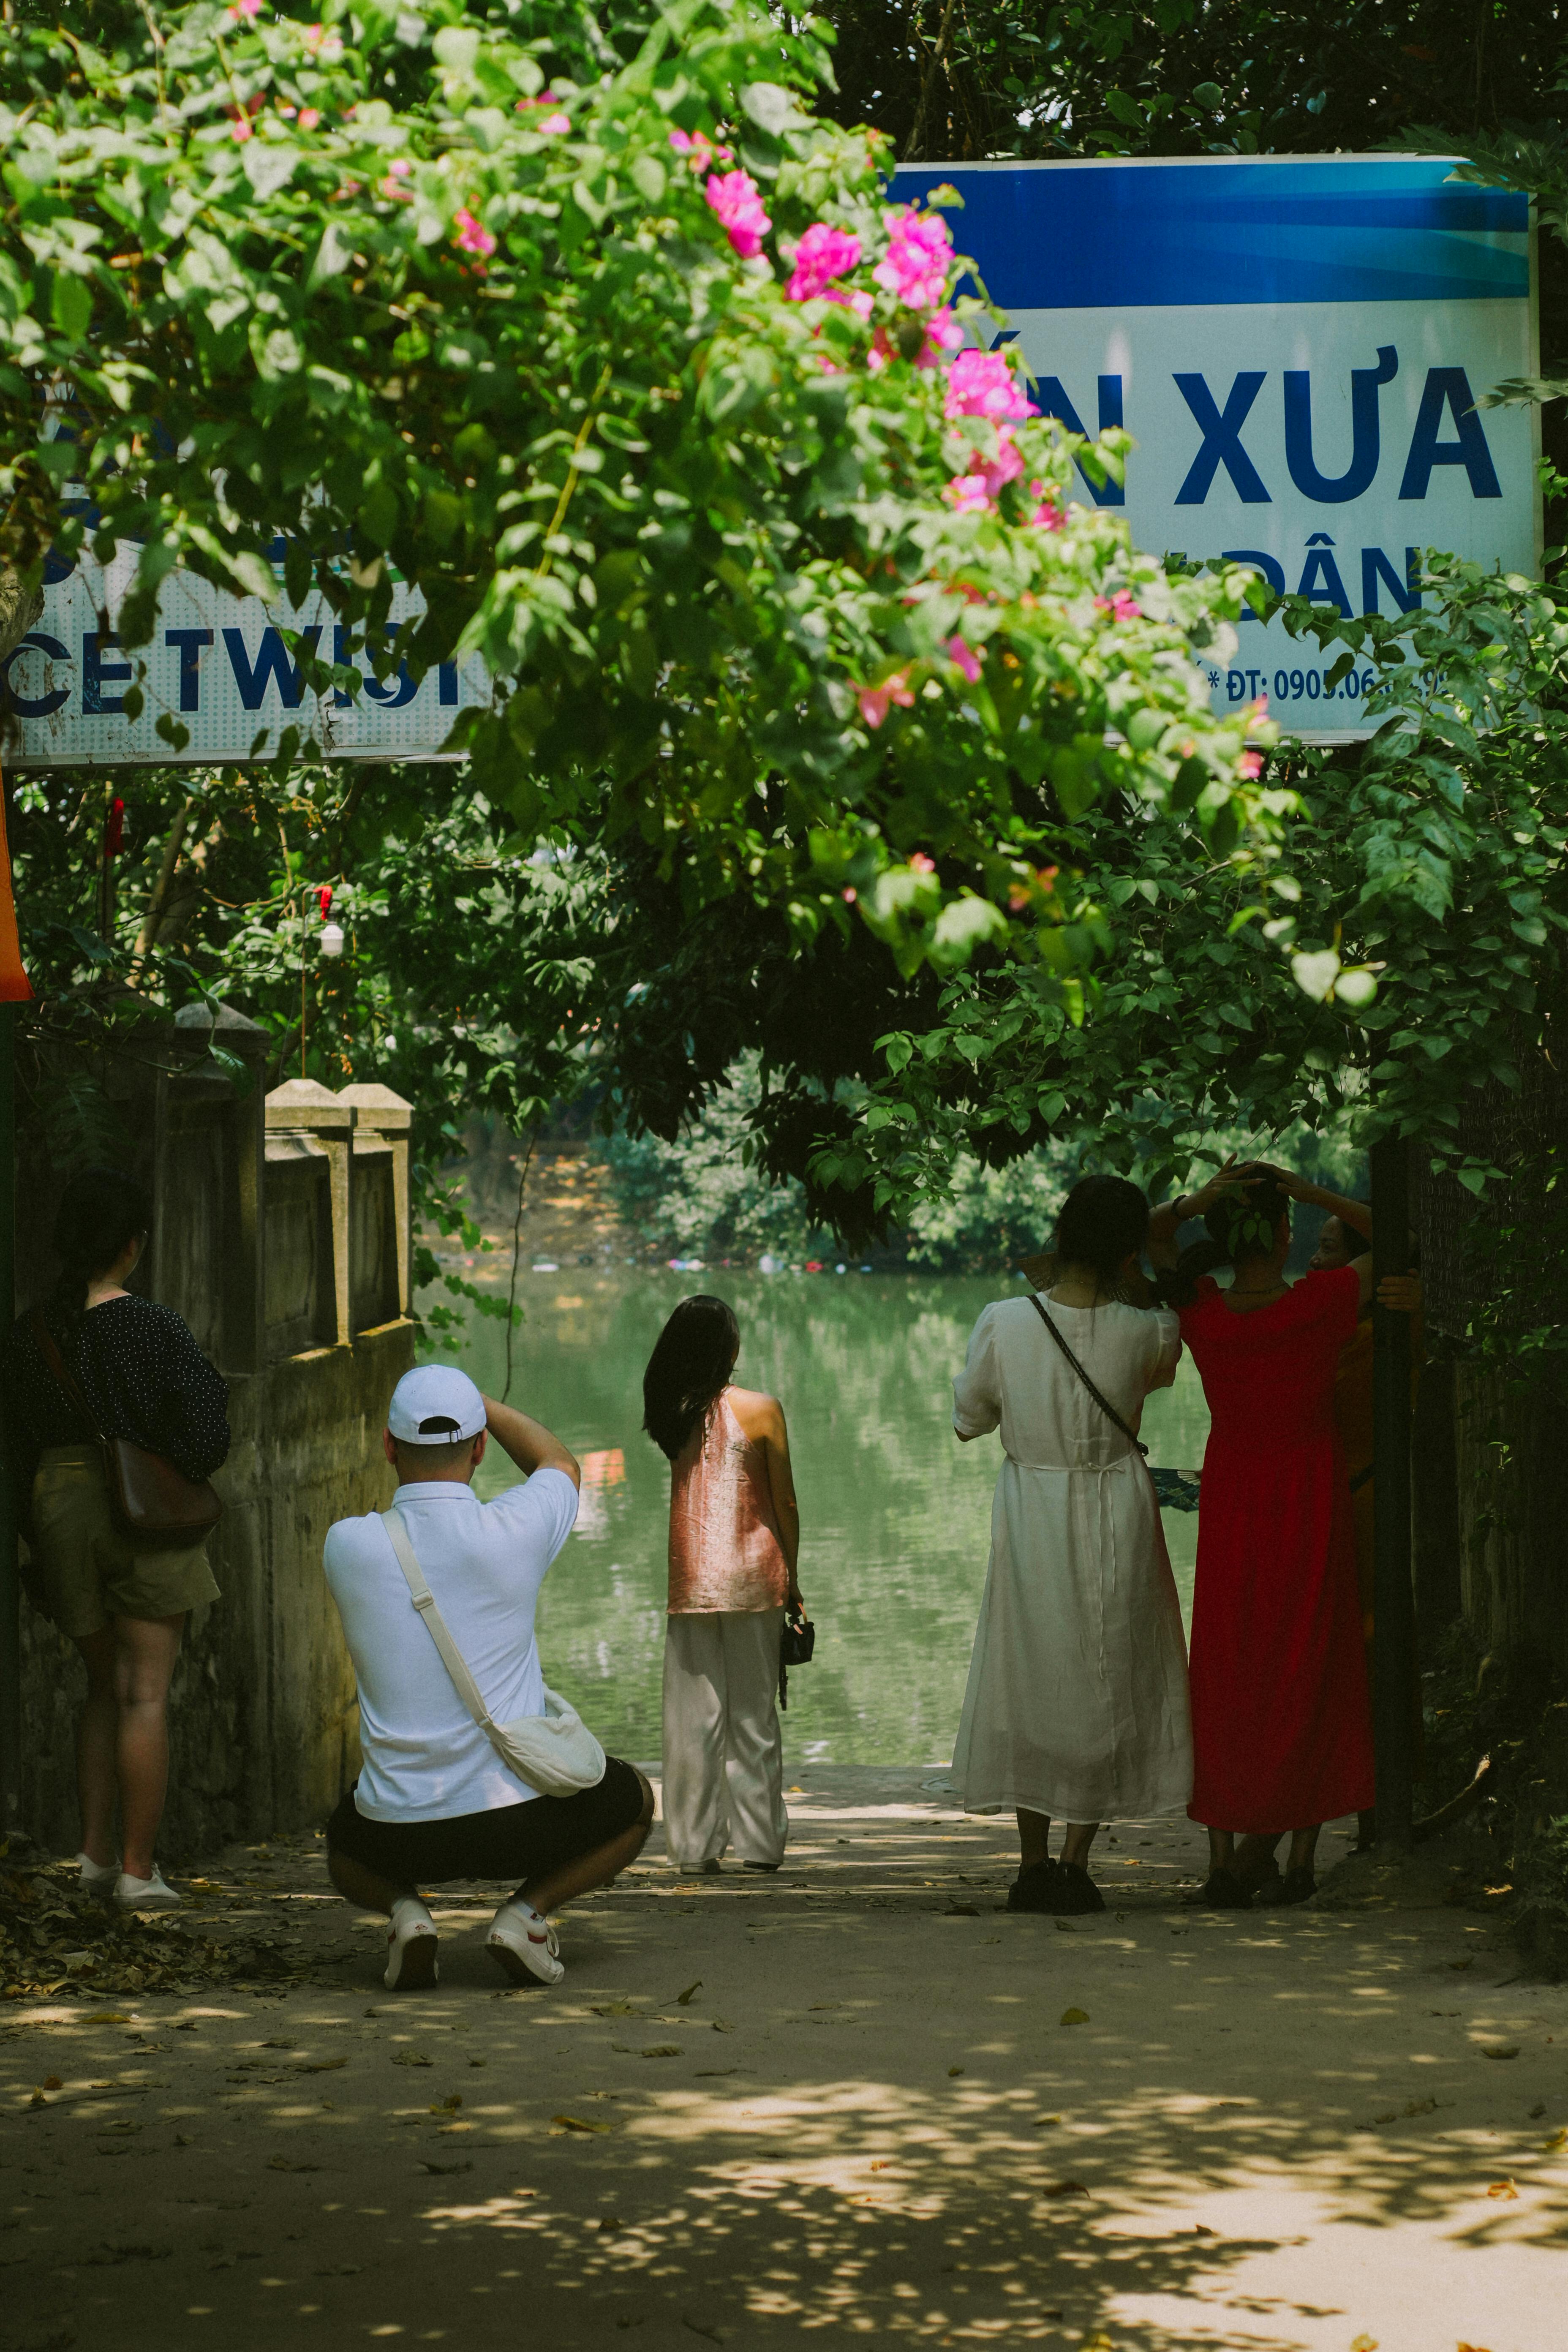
[3,546,489,767]
[896,155,1538,738]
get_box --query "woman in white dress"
[951,1170,1232,1916]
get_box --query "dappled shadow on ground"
[3,1773,1562,2349]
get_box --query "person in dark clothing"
[3,1166,230,1911]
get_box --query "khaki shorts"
[28,1446,220,1640]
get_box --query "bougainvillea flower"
[453,208,497,258]
[1026,478,1064,530]
[874,207,953,309]
[858,671,916,728]
[908,851,936,873]
[784,223,863,302]
[944,348,1037,424]
[1238,750,1263,778]
[705,169,770,258]
[301,21,342,56]
[946,635,984,684]
[298,107,320,128]
[670,128,732,170]
[945,472,994,514]
[227,0,262,18]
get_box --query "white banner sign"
[898,154,1538,738]
[4,546,491,765]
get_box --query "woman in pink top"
[643,1296,802,1873]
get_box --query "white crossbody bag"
[380,1508,606,1800]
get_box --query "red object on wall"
[318,884,333,917]
[104,796,125,858]
[0,768,33,1003]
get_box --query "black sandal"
[1278,1866,1316,1905]
[1196,1867,1254,1911]
[1052,1862,1106,1916]
[1006,1859,1062,1914]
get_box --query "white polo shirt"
[324,1470,578,1821]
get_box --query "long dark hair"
[50,1164,151,1326]
[1054,1174,1150,1292]
[1157,1161,1290,1307]
[643,1294,740,1462]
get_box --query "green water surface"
[433,1269,1211,1768]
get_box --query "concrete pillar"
[337,1083,414,1318]
[265,1078,357,1348]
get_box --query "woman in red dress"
[1164,1164,1376,1908]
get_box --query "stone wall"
[16,1021,415,1859]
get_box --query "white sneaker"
[486,1900,563,1987]
[114,1866,181,1912]
[384,1897,439,1991]
[74,1851,120,1895]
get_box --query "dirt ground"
[3,1771,1563,2352]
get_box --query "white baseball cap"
[387,1364,487,1445]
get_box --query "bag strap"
[1026,1293,1149,1459]
[379,1507,507,1750]
[30,1307,106,1444]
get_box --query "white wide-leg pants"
[661,1608,787,1869]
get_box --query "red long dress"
[1179,1266,1374,1830]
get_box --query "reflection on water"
[437,1270,1211,1767]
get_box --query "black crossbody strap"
[1026,1294,1149,1459]
[30,1307,106,1443]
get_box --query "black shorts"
[325,1757,646,1891]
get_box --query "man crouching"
[323,1365,653,1991]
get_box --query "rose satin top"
[666,1390,789,1614]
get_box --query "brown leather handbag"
[31,1307,223,1550]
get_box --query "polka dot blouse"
[5,1295,231,1494]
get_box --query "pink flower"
[705,169,770,258]
[784,223,863,302]
[908,852,936,873]
[1251,691,1269,717]
[301,21,342,56]
[946,635,984,684]
[1238,750,1263,779]
[298,107,320,129]
[379,158,414,199]
[945,472,994,514]
[858,671,916,729]
[226,0,262,19]
[453,208,497,258]
[874,207,953,309]
[944,348,1037,424]
[670,128,732,170]
[538,112,571,134]
[977,433,1024,497]
[230,118,253,143]
[1094,591,1143,623]
[841,886,858,904]
[1026,478,1064,530]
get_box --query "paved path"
[3,1772,1562,2351]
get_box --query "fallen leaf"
[266,2156,321,2173]
[641,2045,682,2059]
[1403,2098,1437,2118]
[1034,2115,1062,2127]
[1350,2335,1378,2350]
[419,2159,472,2176]
[591,2001,642,2017]
[681,2321,725,2347]
[392,2049,433,2068]
[676,1981,702,2006]
[1040,2180,1089,2198]
[1081,2335,1114,2350]
[696,2069,737,2078]
[1486,2179,1518,2200]
[84,2012,130,2024]
[552,2114,612,2134]
[945,1903,979,1918]
[27,2089,47,2108]
[1059,2007,1090,2026]
[298,2057,347,2074]
[1479,2044,1520,2061]
[1545,2127,1567,2151]
[947,2065,964,2077]
[436,2093,462,2111]
[711,2020,733,2034]
[1448,1957,1475,1971]
[1053,1919,1075,1933]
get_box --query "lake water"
[432,1269,1212,1769]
